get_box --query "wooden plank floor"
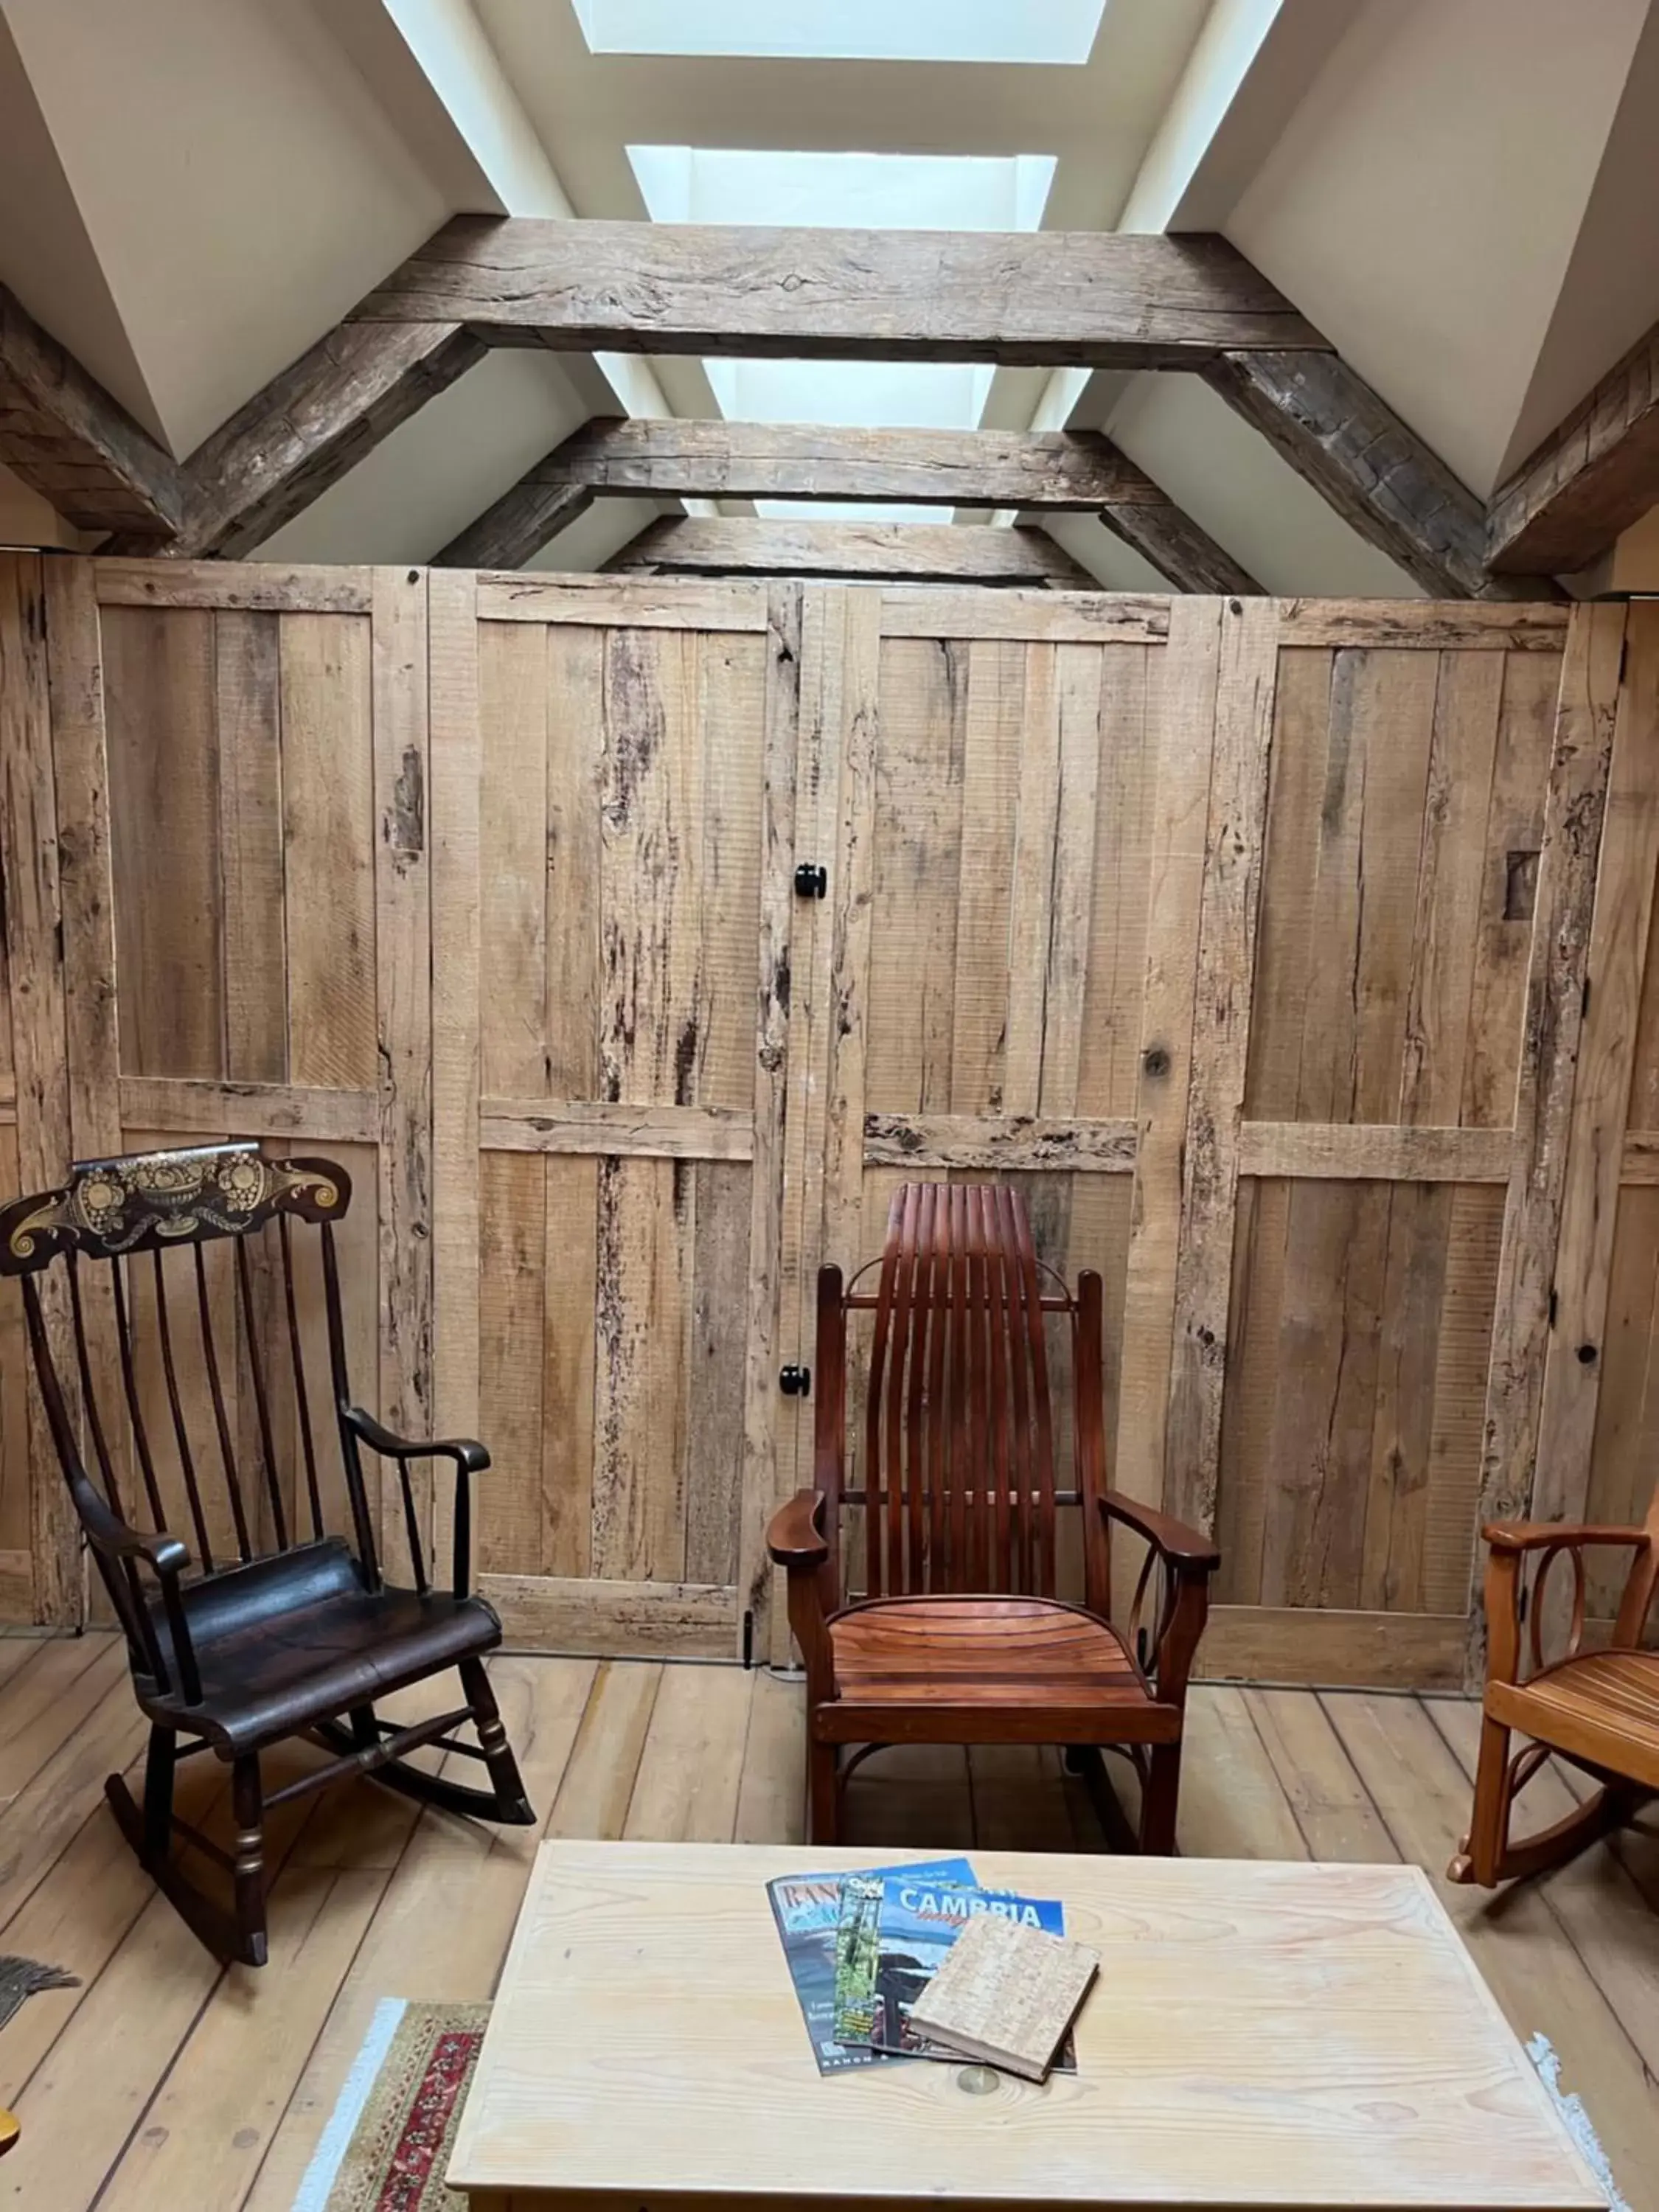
[0,1641,1652,2210]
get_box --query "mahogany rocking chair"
[1450,1481,1658,1887]
[768,1182,1220,1850]
[0,1143,534,1967]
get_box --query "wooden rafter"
[0,282,181,538]
[1201,351,1562,601]
[131,321,489,560]
[436,417,1262,591]
[1487,319,1659,575]
[355,218,1328,368]
[609,518,1096,587]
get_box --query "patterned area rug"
[293,2000,488,2212]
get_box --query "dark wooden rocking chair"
[1450,1480,1658,1886]
[0,1142,534,1967]
[768,1182,1221,1850]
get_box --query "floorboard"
[0,1641,1647,2212]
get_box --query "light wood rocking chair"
[0,1142,535,1966]
[767,1182,1221,1850]
[1450,1481,1658,1886]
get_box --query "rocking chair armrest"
[1483,1520,1649,1557]
[341,1405,492,1475]
[77,1481,189,1583]
[1098,1491,1221,1573]
[767,1489,830,1569]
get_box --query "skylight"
[575,1,1106,66]
[627,148,1059,520]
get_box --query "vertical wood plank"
[428,569,480,1585]
[46,560,129,1547]
[102,605,222,1079]
[479,619,550,1098]
[950,640,1023,1113]
[1036,647,1105,1117]
[739,584,801,1658]
[0,554,79,1620]
[543,625,604,1098]
[215,610,288,1082]
[1002,644,1062,1119]
[543,1154,598,1579]
[280,614,377,1088]
[1077,645,1152,1121]
[1114,599,1221,1514]
[477,1150,548,1576]
[1475,603,1621,1663]
[1164,598,1277,1533]
[1533,602,1659,1526]
[372,567,434,1571]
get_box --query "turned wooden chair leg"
[808,1739,838,1845]
[1449,1714,1515,1885]
[231,1753,269,1969]
[1139,1742,1182,1855]
[459,1655,535,1823]
[141,1725,175,1865]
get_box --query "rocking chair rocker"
[768,1182,1221,1849]
[1450,1480,1659,1887]
[0,1142,534,1966]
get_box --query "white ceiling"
[1,0,1658,588]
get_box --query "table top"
[447,1841,1607,2212]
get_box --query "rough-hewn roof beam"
[442,417,1261,590]
[1487,319,1659,574]
[0,282,181,538]
[355,218,1328,369]
[611,518,1096,587]
[142,321,488,560]
[1200,351,1562,601]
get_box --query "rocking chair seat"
[821,1595,1175,1745]
[138,1537,504,1753]
[1489,1651,1659,1791]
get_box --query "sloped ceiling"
[2,0,1658,585]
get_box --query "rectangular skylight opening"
[576,1,1106,66]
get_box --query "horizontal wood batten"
[118,1077,380,1144]
[94,560,372,614]
[475,574,771,631]
[877,588,1171,643]
[1275,600,1571,650]
[481,1575,737,1660]
[1620,1130,1659,1182]
[1238,1121,1514,1182]
[863,1113,1138,1172]
[1197,1607,1467,1690]
[482,1101,756,1161]
[354,218,1329,368]
[535,418,1164,509]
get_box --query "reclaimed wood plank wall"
[0,553,1649,1689]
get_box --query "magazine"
[767,1857,974,2074]
[862,1875,1077,2070]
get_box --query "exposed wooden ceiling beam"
[354,218,1329,369]
[0,282,181,539]
[1200,351,1562,601]
[528,418,1164,507]
[141,322,489,560]
[435,480,594,571]
[439,417,1261,590]
[1486,320,1659,574]
[610,518,1097,587]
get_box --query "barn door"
[775,586,1274,1654]
[463,575,801,1660]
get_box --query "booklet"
[767,1857,975,2073]
[858,1874,1077,2070]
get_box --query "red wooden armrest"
[1483,1520,1649,1555]
[1098,1491,1221,1572]
[767,1489,830,1569]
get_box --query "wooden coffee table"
[447,1842,1607,2212]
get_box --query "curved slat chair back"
[0,1143,370,1667]
[855,1181,1066,1600]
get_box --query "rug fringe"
[1527,2031,1630,2212]
[0,1954,79,2032]
[292,1997,406,2212]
